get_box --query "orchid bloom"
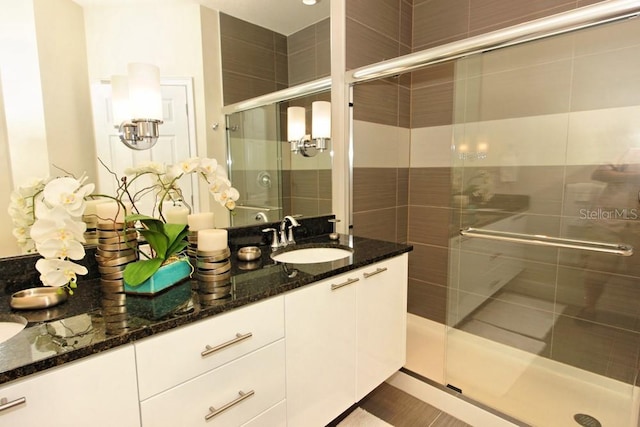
[35,258,88,288]
[42,176,95,217]
[197,158,218,176]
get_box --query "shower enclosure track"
[460,227,634,256]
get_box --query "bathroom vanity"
[0,231,411,427]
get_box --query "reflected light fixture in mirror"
[111,63,163,151]
[287,101,331,157]
[303,0,318,5]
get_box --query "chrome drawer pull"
[363,267,387,279]
[0,396,26,413]
[205,390,255,420]
[201,332,253,357]
[331,278,359,291]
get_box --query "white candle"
[84,199,108,216]
[187,212,215,231]
[96,201,127,224]
[197,229,228,251]
[165,206,190,224]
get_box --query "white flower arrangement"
[120,156,239,216]
[8,176,95,293]
[7,157,238,294]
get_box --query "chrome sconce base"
[289,136,329,157]
[118,119,164,150]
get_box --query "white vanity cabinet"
[0,345,140,427]
[135,295,286,427]
[285,254,408,427]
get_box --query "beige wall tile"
[570,44,640,112]
[353,120,411,168]
[410,125,453,168]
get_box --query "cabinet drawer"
[140,340,286,427]
[136,295,284,400]
[241,400,286,427]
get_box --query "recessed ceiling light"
[303,0,317,5]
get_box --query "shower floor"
[406,314,640,427]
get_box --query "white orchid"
[9,175,92,293]
[41,176,95,217]
[35,258,88,288]
[197,158,218,176]
[124,161,166,176]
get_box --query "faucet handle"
[328,218,340,240]
[262,228,279,249]
[287,225,298,244]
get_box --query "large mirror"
[0,0,330,257]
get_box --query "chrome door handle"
[201,332,253,357]
[0,396,26,413]
[205,390,255,420]
[331,278,359,291]
[363,267,387,278]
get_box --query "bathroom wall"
[220,15,330,105]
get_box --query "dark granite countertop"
[0,232,412,385]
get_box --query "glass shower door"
[446,17,640,427]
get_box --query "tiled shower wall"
[220,13,330,105]
[348,0,607,324]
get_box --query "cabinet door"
[285,272,357,427]
[0,346,139,427]
[356,254,408,400]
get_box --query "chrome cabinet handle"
[0,396,26,413]
[201,332,253,357]
[331,278,359,291]
[363,267,387,279]
[205,390,255,420]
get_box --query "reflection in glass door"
[446,18,640,427]
[226,105,284,226]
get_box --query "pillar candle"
[187,212,215,231]
[84,198,109,216]
[96,201,127,224]
[165,206,190,224]
[197,229,228,251]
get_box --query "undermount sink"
[0,314,27,344]
[271,246,353,264]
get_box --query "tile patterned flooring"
[345,382,471,427]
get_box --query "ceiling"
[73,0,330,35]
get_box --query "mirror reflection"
[227,91,332,227]
[0,0,330,257]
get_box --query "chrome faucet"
[279,215,300,247]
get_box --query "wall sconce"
[111,63,163,151]
[457,142,488,160]
[287,101,331,157]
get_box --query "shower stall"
[350,3,640,426]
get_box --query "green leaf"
[164,224,189,257]
[139,228,169,258]
[124,258,164,286]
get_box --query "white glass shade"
[312,101,331,139]
[287,106,306,141]
[127,63,162,120]
[111,75,130,126]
